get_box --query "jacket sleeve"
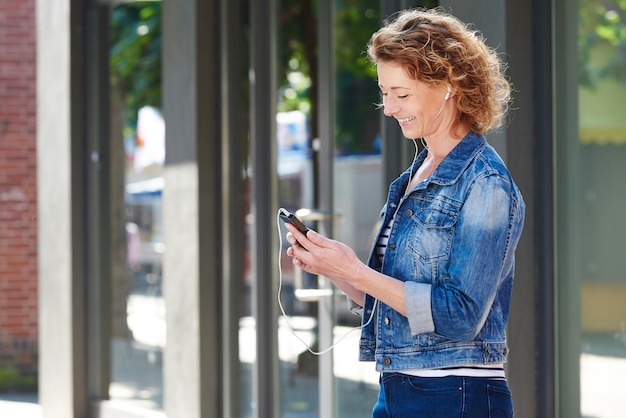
[405,173,518,339]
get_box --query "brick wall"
[0,0,38,374]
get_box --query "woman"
[285,7,525,417]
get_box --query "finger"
[285,230,304,252]
[286,222,305,239]
[300,228,324,247]
[293,257,315,275]
[285,223,312,252]
[293,257,305,269]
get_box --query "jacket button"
[406,209,413,217]
[384,317,390,326]
[389,243,396,250]
[383,358,391,366]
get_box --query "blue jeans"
[371,373,514,418]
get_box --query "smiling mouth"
[397,116,415,124]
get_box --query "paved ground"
[2,330,625,417]
[0,393,40,418]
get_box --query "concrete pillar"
[36,0,88,416]
[162,0,223,416]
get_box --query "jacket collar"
[413,130,486,186]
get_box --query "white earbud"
[444,85,451,101]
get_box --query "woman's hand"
[284,223,365,287]
[285,222,407,316]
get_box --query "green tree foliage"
[277,0,383,154]
[108,1,439,154]
[333,0,436,153]
[110,2,162,135]
[334,1,383,154]
[277,0,436,154]
[579,0,626,88]
[276,0,316,115]
[0,364,37,391]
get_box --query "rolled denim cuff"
[404,281,435,335]
[346,295,364,318]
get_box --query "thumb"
[305,229,325,245]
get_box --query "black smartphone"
[278,208,309,235]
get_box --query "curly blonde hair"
[367,7,511,134]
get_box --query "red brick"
[0,0,39,373]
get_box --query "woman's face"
[377,61,450,140]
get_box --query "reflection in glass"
[331,3,384,417]
[108,2,164,410]
[577,1,626,416]
[270,1,383,417]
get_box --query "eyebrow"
[378,85,411,90]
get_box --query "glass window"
[574,1,626,416]
[266,2,435,416]
[268,1,384,416]
[108,2,164,410]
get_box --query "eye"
[397,94,408,99]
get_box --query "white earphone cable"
[276,211,378,356]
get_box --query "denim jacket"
[357,131,525,372]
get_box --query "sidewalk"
[2,338,625,418]
[0,393,41,418]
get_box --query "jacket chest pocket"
[404,198,460,261]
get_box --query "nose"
[382,97,398,117]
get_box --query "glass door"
[274,1,383,416]
[574,1,626,416]
[107,1,164,411]
[259,1,434,416]
[556,1,626,416]
[328,2,386,416]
